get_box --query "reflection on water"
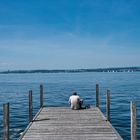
[0,72,140,140]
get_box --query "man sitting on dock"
[69,92,83,110]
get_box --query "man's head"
[73,92,77,95]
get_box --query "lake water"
[0,72,140,140]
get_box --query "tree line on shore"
[0,67,140,74]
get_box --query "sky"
[0,0,140,70]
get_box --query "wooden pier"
[19,107,122,140]
[3,84,137,140]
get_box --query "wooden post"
[40,84,44,108]
[131,101,137,140]
[29,90,33,123]
[106,89,110,122]
[96,84,99,107]
[3,103,9,140]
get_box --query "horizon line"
[0,66,140,73]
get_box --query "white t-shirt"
[69,95,80,109]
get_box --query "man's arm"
[68,96,71,105]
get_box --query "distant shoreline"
[0,67,140,74]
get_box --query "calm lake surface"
[0,72,140,140]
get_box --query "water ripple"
[0,72,140,140]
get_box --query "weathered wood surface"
[106,90,110,122]
[96,84,99,107]
[28,91,33,123]
[40,84,43,108]
[20,107,123,140]
[3,103,9,140]
[131,101,137,140]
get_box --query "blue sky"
[0,0,140,70]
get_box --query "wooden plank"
[3,103,9,140]
[29,90,33,123]
[106,90,110,122]
[40,84,43,108]
[131,101,137,140]
[96,84,99,107]
[20,107,123,140]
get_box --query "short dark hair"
[73,92,77,95]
